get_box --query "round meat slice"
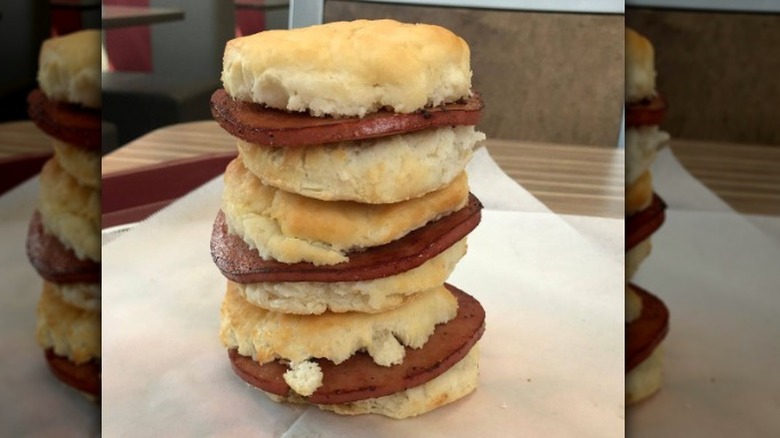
[228,284,485,404]
[210,88,483,147]
[44,349,100,400]
[626,94,667,128]
[626,284,669,372]
[26,210,100,284]
[626,194,666,251]
[27,89,101,151]
[212,194,482,283]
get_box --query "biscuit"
[626,284,643,324]
[237,126,484,204]
[236,238,467,314]
[53,139,100,188]
[222,156,469,265]
[626,171,653,216]
[220,283,457,366]
[626,28,657,103]
[626,126,669,187]
[626,238,652,281]
[221,19,472,117]
[626,344,664,404]
[49,282,100,312]
[38,158,100,262]
[36,282,100,364]
[37,29,101,108]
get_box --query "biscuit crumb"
[283,361,323,397]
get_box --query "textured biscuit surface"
[236,238,467,314]
[222,19,472,117]
[49,282,100,312]
[625,284,644,323]
[38,158,100,262]
[626,238,652,281]
[626,28,656,103]
[626,170,653,216]
[38,29,101,108]
[220,283,457,366]
[223,156,469,265]
[626,126,669,187]
[36,282,100,364]
[53,139,100,188]
[626,344,663,404]
[237,126,483,204]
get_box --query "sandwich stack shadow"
[625,28,671,404]
[209,20,488,418]
[25,30,102,400]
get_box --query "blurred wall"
[150,0,235,82]
[325,2,624,147]
[101,1,237,148]
[0,1,50,121]
[627,8,780,145]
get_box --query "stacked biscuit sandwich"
[210,20,487,418]
[625,28,671,404]
[25,30,101,399]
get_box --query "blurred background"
[325,1,625,147]
[627,2,780,216]
[0,1,53,123]
[97,1,628,222]
[101,0,288,151]
[625,4,780,436]
[1,2,626,154]
[0,2,102,435]
[627,5,780,146]
[99,0,624,152]
[0,0,100,194]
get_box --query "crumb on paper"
[500,402,508,409]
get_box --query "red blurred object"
[102,152,237,228]
[104,0,153,72]
[0,152,52,197]
[236,8,266,36]
[50,8,82,36]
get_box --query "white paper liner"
[100,147,624,436]
[0,178,100,437]
[626,146,780,435]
